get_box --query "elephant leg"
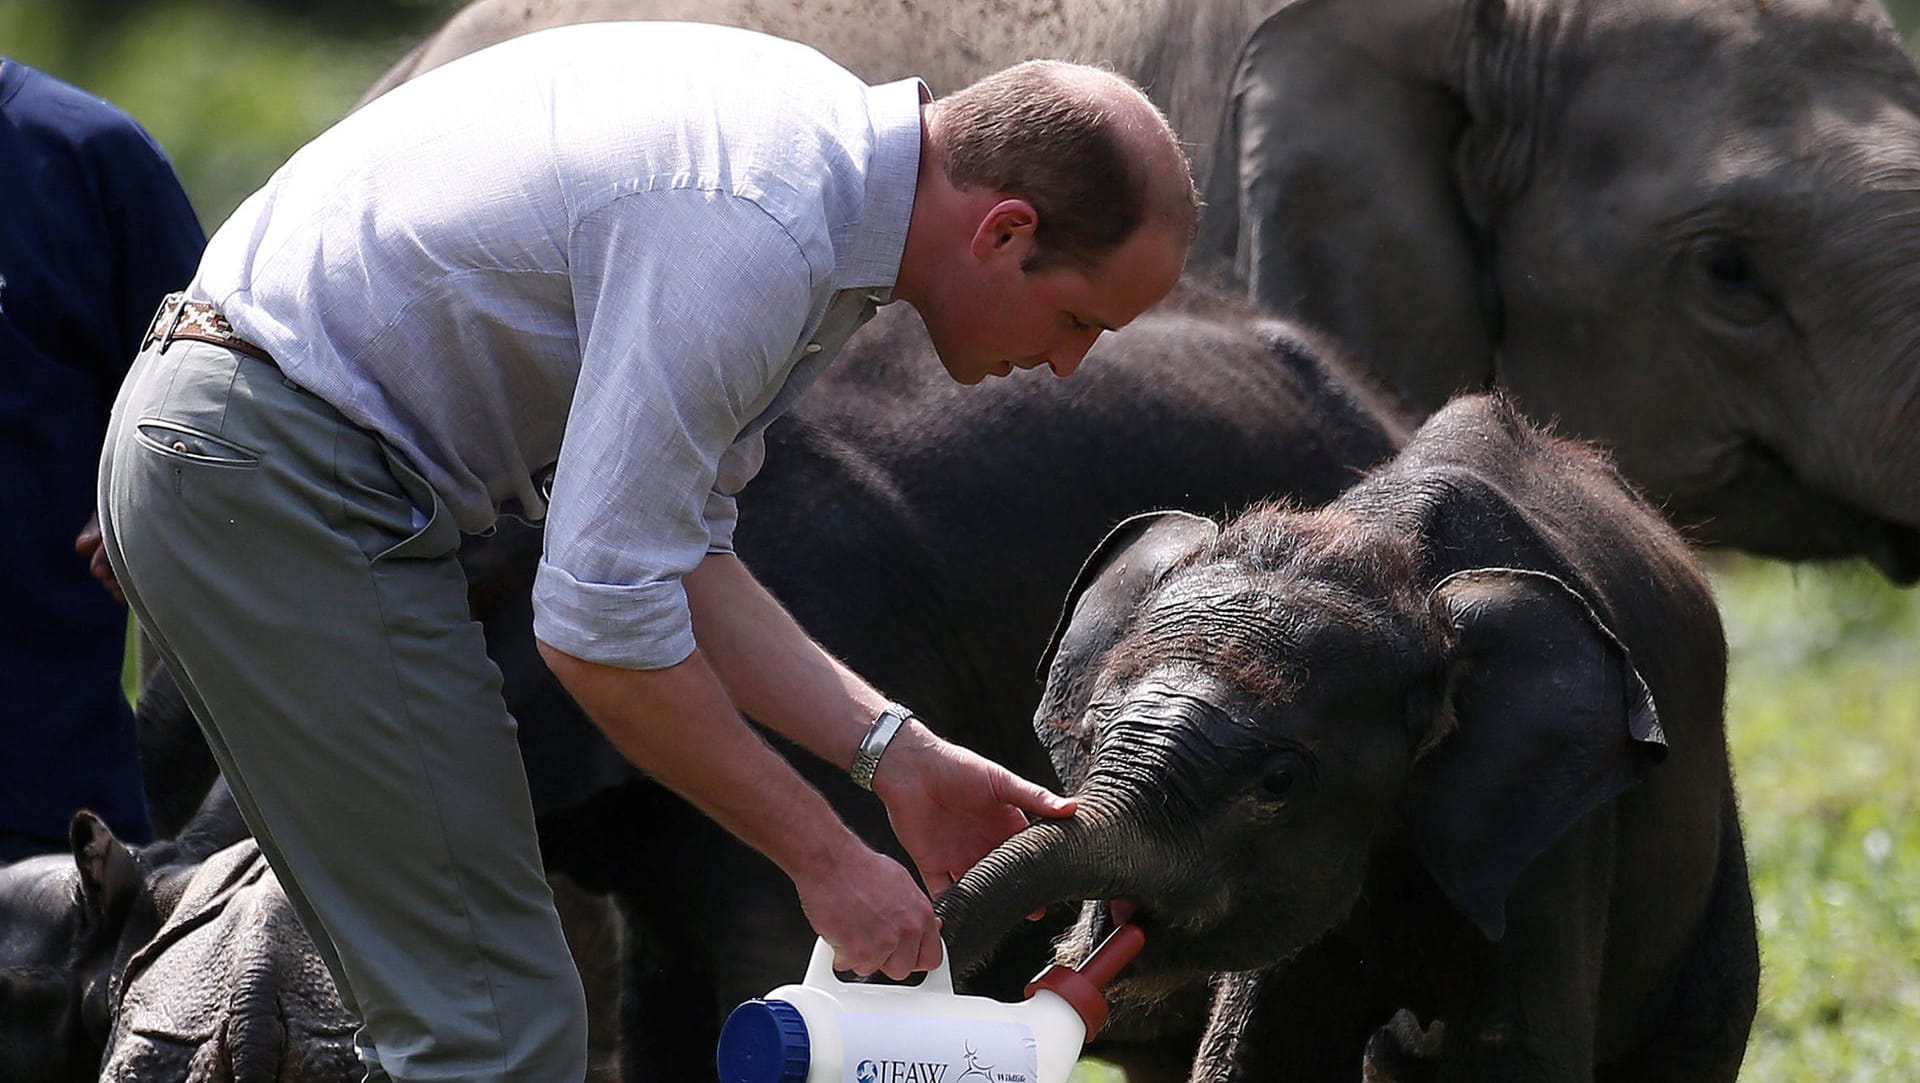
[1596,812,1758,1083]
[1432,841,1609,1083]
[613,889,720,1080]
[1189,969,1269,1083]
[1193,939,1386,1082]
[133,656,221,838]
[550,873,625,1080]
[530,781,727,1079]
[1362,1011,1443,1083]
[607,805,816,1078]
[690,832,819,1009]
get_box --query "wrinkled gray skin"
[357,0,1265,147]
[936,396,1760,1080]
[0,785,358,1083]
[368,0,1920,579]
[1209,0,1920,579]
[572,291,1411,1078]
[0,784,251,1082]
[97,838,359,1083]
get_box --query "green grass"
[1711,555,1920,1081]
[0,0,443,226]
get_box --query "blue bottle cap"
[717,998,811,1083]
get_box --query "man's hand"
[871,719,1077,897]
[674,553,1070,959]
[539,634,951,980]
[74,513,124,602]
[792,837,945,980]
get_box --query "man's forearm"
[535,639,861,885]
[683,552,892,770]
[537,633,946,978]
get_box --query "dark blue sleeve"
[0,63,202,846]
[0,64,206,421]
[81,113,208,405]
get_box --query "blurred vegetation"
[1709,554,1920,1080]
[9,1,1915,1079]
[0,0,460,223]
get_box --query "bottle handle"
[803,937,954,994]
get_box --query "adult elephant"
[1205,0,1920,578]
[368,0,1920,579]
[358,0,1263,147]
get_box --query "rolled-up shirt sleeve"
[533,187,819,668]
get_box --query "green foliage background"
[5,1,1915,1078]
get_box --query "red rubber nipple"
[1022,923,1145,1037]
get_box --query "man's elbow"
[535,638,589,684]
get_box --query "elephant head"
[1200,0,1920,579]
[936,398,1685,1005]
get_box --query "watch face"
[852,706,911,790]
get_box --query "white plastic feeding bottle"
[716,924,1145,1083]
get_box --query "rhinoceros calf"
[0,787,360,1083]
[98,838,360,1083]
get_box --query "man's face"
[926,220,1186,385]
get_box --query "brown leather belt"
[143,292,275,365]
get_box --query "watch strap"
[850,702,913,791]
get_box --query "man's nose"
[1044,332,1101,377]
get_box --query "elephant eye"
[1700,239,1759,290]
[1260,767,1296,799]
[1691,236,1777,324]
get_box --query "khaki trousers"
[98,339,587,1083]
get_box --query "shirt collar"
[836,76,929,299]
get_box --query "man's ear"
[971,198,1039,260]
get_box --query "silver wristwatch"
[850,702,913,791]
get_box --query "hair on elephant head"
[939,394,1756,1076]
[1201,0,1920,580]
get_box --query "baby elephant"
[938,394,1758,1081]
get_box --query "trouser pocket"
[371,444,460,564]
[132,421,262,468]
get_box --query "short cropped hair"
[933,61,1195,272]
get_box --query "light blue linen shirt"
[188,22,924,669]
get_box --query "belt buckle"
[145,292,188,351]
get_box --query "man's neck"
[893,113,1004,312]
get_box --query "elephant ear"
[1033,512,1219,786]
[1401,568,1667,941]
[69,810,142,928]
[1202,0,1498,412]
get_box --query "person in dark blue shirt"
[0,59,204,860]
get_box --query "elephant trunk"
[936,789,1149,972]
